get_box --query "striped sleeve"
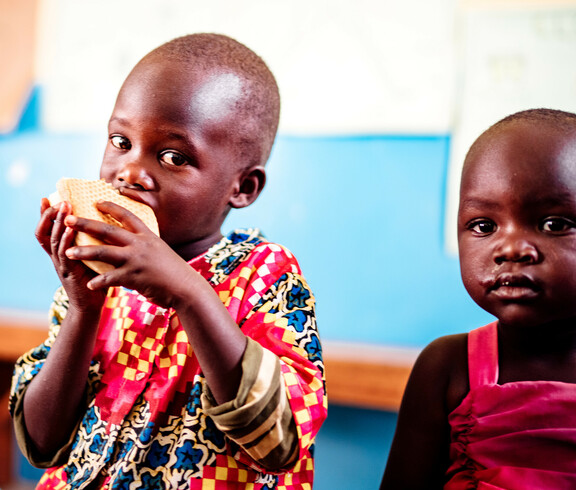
[201,337,298,470]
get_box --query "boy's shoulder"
[202,228,303,284]
[217,228,298,264]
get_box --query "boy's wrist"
[65,300,104,324]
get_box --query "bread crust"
[49,178,159,274]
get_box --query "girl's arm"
[380,334,468,490]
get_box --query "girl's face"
[100,58,250,260]
[458,121,576,329]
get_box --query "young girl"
[381,108,576,489]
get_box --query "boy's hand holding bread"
[49,178,159,274]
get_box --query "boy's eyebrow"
[108,115,129,127]
[108,116,198,151]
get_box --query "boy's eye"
[110,135,131,150]
[467,219,496,235]
[160,150,190,167]
[541,217,575,233]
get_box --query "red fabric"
[446,322,576,489]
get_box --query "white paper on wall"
[444,5,576,255]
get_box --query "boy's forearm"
[22,306,101,457]
[171,267,248,404]
[203,338,299,471]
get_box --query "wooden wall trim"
[323,340,419,411]
[0,310,48,361]
[0,316,420,410]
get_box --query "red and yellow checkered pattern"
[15,230,325,489]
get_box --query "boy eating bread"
[10,33,326,489]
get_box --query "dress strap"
[468,322,499,388]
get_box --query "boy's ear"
[229,165,266,209]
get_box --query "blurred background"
[1,0,576,488]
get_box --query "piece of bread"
[49,178,159,274]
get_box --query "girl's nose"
[494,231,539,265]
[116,161,154,191]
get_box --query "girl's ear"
[229,165,266,209]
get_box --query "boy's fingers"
[35,206,57,240]
[58,226,77,254]
[36,202,69,251]
[64,215,130,245]
[95,200,151,233]
[40,197,51,214]
[86,273,113,291]
[65,244,124,273]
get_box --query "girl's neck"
[497,318,576,355]
[497,318,576,384]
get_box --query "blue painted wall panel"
[226,134,494,346]
[1,131,103,311]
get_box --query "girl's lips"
[489,275,540,301]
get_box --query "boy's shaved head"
[464,108,576,170]
[141,33,280,168]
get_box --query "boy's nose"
[493,231,539,265]
[116,161,154,191]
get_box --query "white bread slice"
[49,178,159,274]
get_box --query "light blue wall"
[227,133,494,347]
[3,90,494,488]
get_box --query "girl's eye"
[110,135,131,150]
[541,217,575,233]
[468,219,496,235]
[160,151,190,167]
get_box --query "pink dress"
[445,322,576,489]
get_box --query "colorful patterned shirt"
[10,229,327,489]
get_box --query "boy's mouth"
[117,185,152,208]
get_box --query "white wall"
[35,0,456,134]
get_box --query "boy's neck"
[174,232,224,262]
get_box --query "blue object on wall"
[15,86,42,132]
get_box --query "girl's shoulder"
[412,333,470,413]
